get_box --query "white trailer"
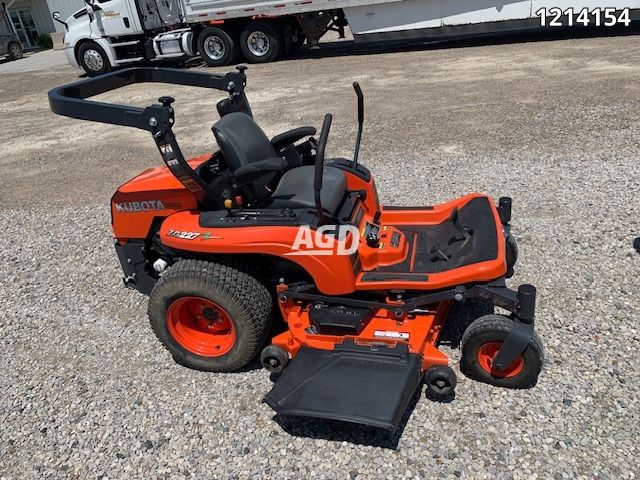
[53,0,640,76]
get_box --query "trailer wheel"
[78,41,111,76]
[240,22,282,63]
[461,315,544,389]
[197,26,238,67]
[7,42,23,60]
[148,259,272,372]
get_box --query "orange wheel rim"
[477,341,524,378]
[166,296,236,357]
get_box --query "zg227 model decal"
[166,230,223,240]
[167,230,201,240]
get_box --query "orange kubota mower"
[49,67,543,433]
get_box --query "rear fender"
[158,211,359,295]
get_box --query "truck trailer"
[52,0,639,76]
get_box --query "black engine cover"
[308,304,373,335]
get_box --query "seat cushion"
[268,166,347,215]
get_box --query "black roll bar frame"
[48,66,252,202]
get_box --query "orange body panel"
[272,284,452,372]
[111,155,209,241]
[159,211,359,295]
[112,156,506,295]
[355,193,508,291]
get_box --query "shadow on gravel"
[438,299,495,348]
[633,237,640,255]
[271,389,422,449]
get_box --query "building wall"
[7,0,56,37]
[45,0,85,32]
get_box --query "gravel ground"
[1,33,640,479]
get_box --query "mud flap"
[263,341,421,432]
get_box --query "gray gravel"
[1,34,640,479]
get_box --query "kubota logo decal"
[115,200,166,213]
[286,225,359,256]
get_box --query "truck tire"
[7,42,23,60]
[240,21,282,63]
[148,259,273,372]
[78,41,111,76]
[197,26,238,67]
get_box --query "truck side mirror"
[52,11,69,29]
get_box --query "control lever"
[450,207,472,245]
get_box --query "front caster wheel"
[424,365,457,401]
[461,314,544,388]
[148,259,272,372]
[260,345,289,373]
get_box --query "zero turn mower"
[49,67,543,433]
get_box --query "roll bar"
[48,67,252,202]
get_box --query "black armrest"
[271,126,317,150]
[234,157,289,184]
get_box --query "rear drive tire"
[240,21,282,63]
[148,259,272,372]
[197,26,238,67]
[461,314,544,388]
[78,41,111,76]
[7,42,23,60]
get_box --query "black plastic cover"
[263,341,421,432]
[308,304,374,335]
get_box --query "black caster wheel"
[424,365,457,401]
[260,345,289,373]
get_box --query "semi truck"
[52,0,639,76]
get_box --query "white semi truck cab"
[55,0,196,75]
[54,0,639,76]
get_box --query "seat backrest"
[212,112,277,172]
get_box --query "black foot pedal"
[263,341,421,432]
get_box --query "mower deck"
[264,341,421,432]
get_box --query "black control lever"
[450,207,472,245]
[352,82,364,168]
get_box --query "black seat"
[212,112,348,216]
[269,166,347,215]
[212,112,280,201]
